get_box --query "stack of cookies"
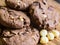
[0,0,60,45]
[0,0,40,45]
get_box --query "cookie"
[2,27,39,45]
[29,0,60,30]
[0,7,30,29]
[5,0,37,10]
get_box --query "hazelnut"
[47,32,54,40]
[52,30,60,38]
[10,15,14,20]
[40,37,49,44]
[40,29,47,37]
[19,16,24,21]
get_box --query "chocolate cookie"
[2,27,39,45]
[0,7,30,29]
[5,0,37,10]
[29,0,60,30]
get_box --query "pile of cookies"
[0,0,60,45]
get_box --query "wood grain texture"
[47,0,60,13]
[0,0,6,6]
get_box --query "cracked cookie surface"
[29,0,60,30]
[6,0,37,10]
[2,27,39,45]
[0,7,30,28]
